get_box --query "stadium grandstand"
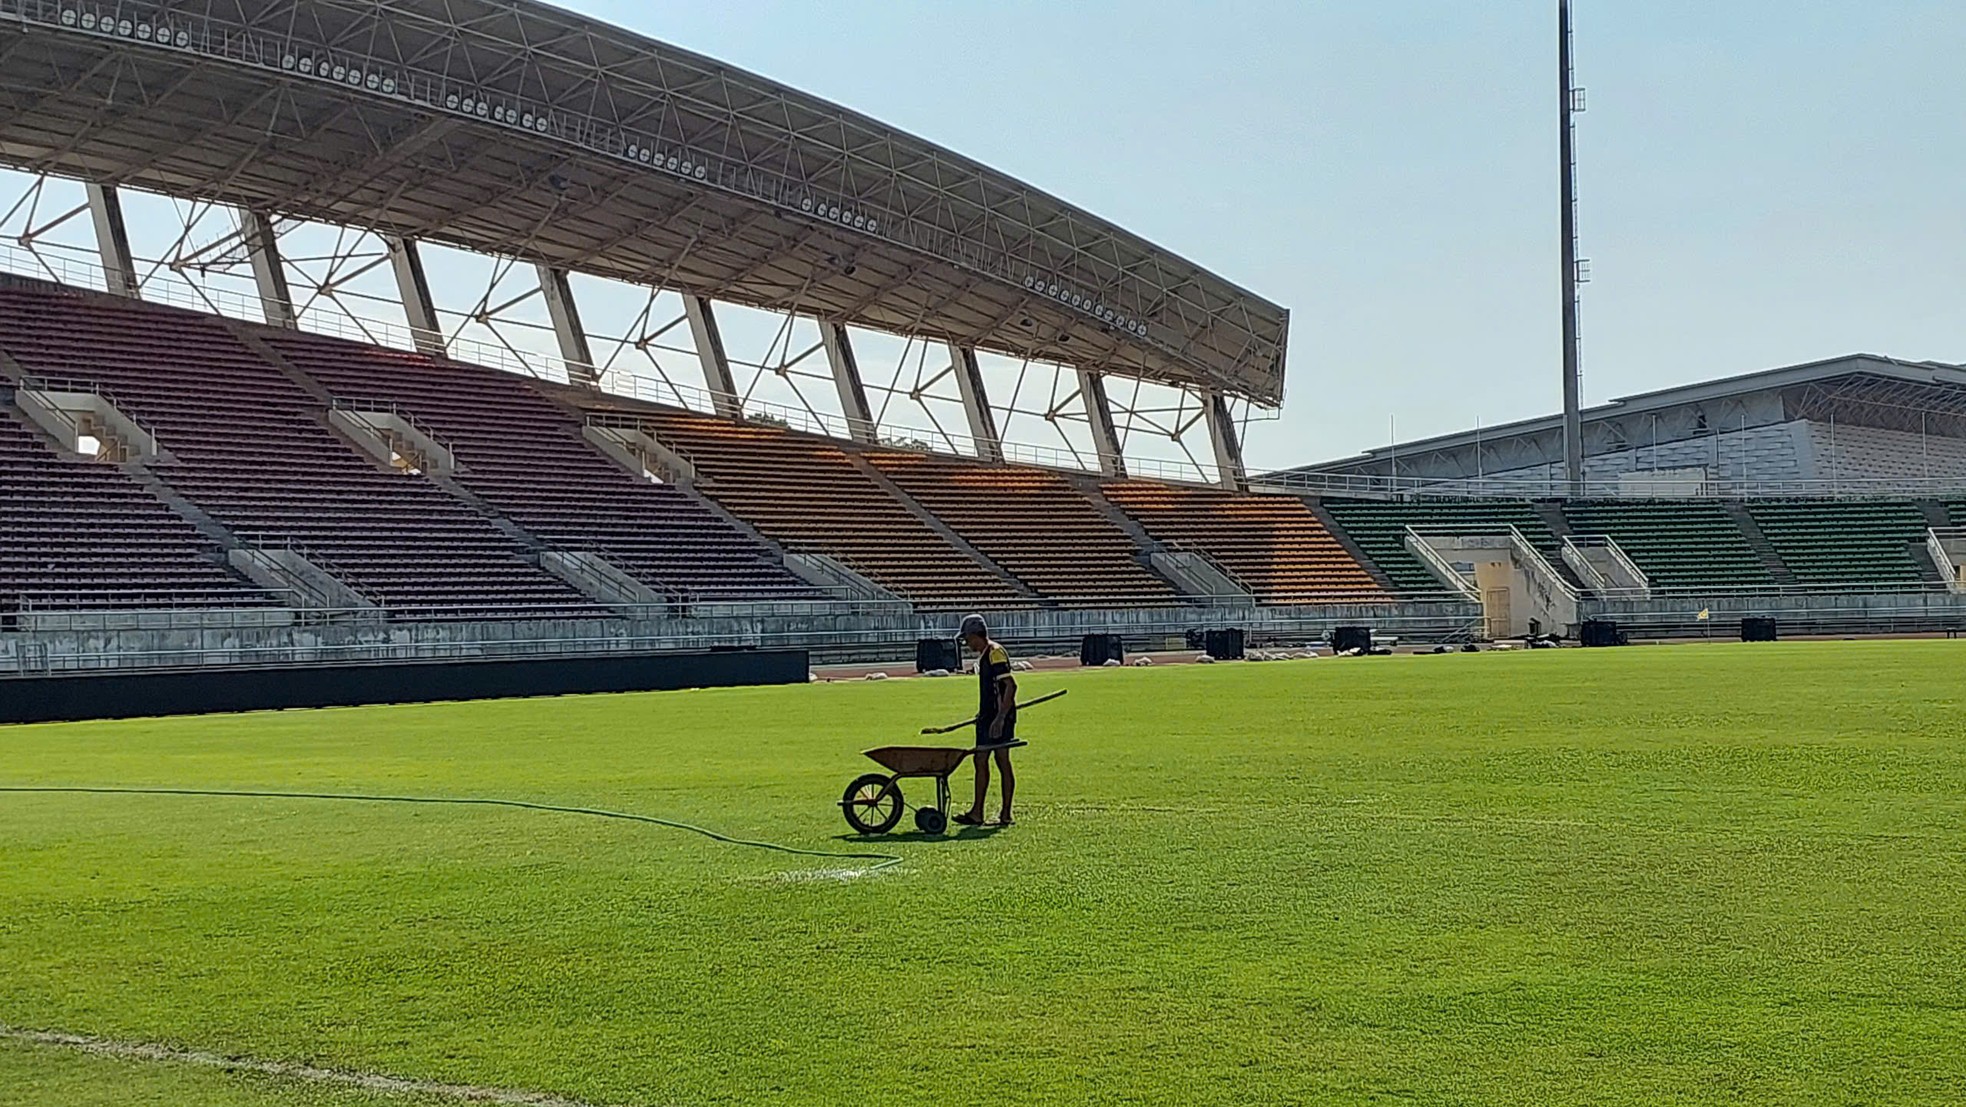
[3,0,1966,688]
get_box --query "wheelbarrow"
[838,689,1065,835]
[838,743,1028,835]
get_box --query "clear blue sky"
[572,2,1963,468]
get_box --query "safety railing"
[0,242,1216,487]
[1254,468,1966,502]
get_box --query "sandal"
[952,812,985,826]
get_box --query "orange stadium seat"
[864,452,1179,608]
[1099,481,1383,602]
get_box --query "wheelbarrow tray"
[863,745,972,776]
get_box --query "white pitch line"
[0,1024,626,1107]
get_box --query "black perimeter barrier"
[0,649,810,725]
[1079,633,1125,666]
[915,637,961,674]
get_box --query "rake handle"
[919,688,1068,734]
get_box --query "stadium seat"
[1746,500,1935,587]
[864,452,1180,607]
[1320,499,1576,593]
[251,329,819,605]
[616,408,1032,610]
[0,287,594,619]
[1562,500,1771,591]
[1099,481,1383,602]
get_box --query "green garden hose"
[0,785,904,875]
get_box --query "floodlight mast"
[1559,0,1586,492]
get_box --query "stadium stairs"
[1718,502,1798,586]
[0,286,594,620]
[245,326,819,607]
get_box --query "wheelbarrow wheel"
[841,773,903,835]
[914,807,948,835]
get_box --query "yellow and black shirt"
[976,641,1017,742]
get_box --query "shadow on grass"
[836,825,1006,845]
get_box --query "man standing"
[956,613,1016,827]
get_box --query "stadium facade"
[1268,356,1966,496]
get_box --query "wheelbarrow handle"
[918,688,1068,734]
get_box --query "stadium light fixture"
[59,9,75,28]
[136,21,151,40]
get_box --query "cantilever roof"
[0,0,1290,403]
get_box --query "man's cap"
[958,614,988,639]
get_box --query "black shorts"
[975,718,1018,747]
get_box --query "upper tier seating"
[0,402,268,611]
[1562,500,1771,590]
[0,288,591,619]
[255,330,816,604]
[625,408,1029,610]
[1747,500,1934,587]
[1100,482,1383,602]
[864,453,1179,607]
[1321,500,1571,593]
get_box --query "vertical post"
[1202,390,1246,490]
[241,209,296,329]
[683,295,741,419]
[385,235,445,357]
[535,264,598,386]
[1559,0,1585,492]
[822,323,876,443]
[949,344,1004,463]
[85,183,139,299]
[1078,369,1127,479]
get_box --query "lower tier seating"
[866,453,1180,607]
[1321,500,1571,593]
[629,409,1030,610]
[255,329,817,604]
[1563,500,1771,590]
[1100,482,1382,602]
[0,403,268,611]
[0,287,594,619]
[1747,500,1934,587]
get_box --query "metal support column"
[535,264,597,386]
[1078,369,1127,479]
[240,209,296,328]
[385,235,445,358]
[683,295,741,419]
[1203,391,1247,490]
[822,323,876,443]
[949,344,1003,462]
[84,183,139,299]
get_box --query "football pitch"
[3,642,1963,1106]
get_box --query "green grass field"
[3,642,1965,1105]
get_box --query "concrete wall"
[0,600,1485,675]
[1485,421,1814,484]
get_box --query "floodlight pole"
[1559,0,1585,493]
